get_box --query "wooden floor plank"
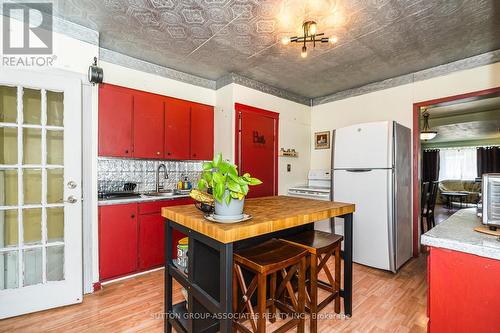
[0,255,427,333]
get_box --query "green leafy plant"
[197,153,262,205]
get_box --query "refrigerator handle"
[346,169,373,172]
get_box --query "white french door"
[0,68,82,319]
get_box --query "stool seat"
[234,239,308,274]
[282,230,343,254]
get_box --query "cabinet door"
[138,213,164,270]
[99,204,138,281]
[133,93,165,159]
[190,103,214,160]
[165,97,190,160]
[98,85,133,157]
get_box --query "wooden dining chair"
[421,182,430,233]
[425,181,439,230]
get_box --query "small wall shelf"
[279,148,298,158]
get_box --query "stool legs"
[269,273,277,323]
[309,253,318,333]
[298,257,306,333]
[257,273,267,333]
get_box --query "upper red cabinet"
[165,97,190,160]
[98,84,213,160]
[190,103,214,161]
[98,85,134,158]
[133,94,165,159]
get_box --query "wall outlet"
[287,164,291,172]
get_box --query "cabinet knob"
[167,152,171,156]
[125,149,129,154]
[131,214,135,219]
[192,153,197,157]
[156,151,160,155]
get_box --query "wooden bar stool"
[233,239,307,333]
[281,230,343,333]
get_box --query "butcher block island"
[161,196,355,333]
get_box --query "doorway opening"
[412,87,500,255]
[234,103,279,197]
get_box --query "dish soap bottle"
[177,177,183,190]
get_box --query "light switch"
[287,164,291,172]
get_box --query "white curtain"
[438,148,477,180]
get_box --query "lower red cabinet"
[99,204,138,281]
[138,213,165,270]
[99,198,192,281]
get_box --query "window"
[439,148,477,180]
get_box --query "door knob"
[67,180,77,189]
[66,195,78,204]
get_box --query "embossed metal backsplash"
[98,158,203,193]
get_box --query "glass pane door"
[0,85,65,289]
[0,68,82,319]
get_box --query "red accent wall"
[428,247,500,333]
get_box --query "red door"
[99,204,138,281]
[237,104,278,198]
[98,85,133,157]
[138,213,165,270]
[190,103,214,160]
[165,97,190,160]
[133,93,165,159]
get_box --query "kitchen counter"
[162,195,355,333]
[98,193,190,206]
[162,195,354,243]
[422,208,500,333]
[421,208,500,260]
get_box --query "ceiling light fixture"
[281,20,338,58]
[420,110,437,141]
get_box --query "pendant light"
[420,110,437,141]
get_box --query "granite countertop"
[421,208,500,260]
[98,193,190,206]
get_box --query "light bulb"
[309,22,317,35]
[281,37,290,45]
[301,46,308,58]
[329,36,338,44]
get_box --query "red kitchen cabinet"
[133,93,165,159]
[165,97,190,160]
[190,103,214,160]
[138,198,192,271]
[98,84,134,157]
[138,213,165,270]
[99,204,138,281]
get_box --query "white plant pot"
[214,190,245,217]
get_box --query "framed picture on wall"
[314,131,330,149]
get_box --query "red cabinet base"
[427,247,500,333]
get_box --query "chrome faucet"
[156,163,168,192]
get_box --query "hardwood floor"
[0,256,428,333]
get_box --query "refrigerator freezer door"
[333,169,392,270]
[393,122,412,270]
[333,121,392,169]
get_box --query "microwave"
[482,174,500,228]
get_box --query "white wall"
[310,62,500,169]
[214,84,311,195]
[100,61,215,106]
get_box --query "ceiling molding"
[216,73,311,106]
[312,49,500,106]
[99,48,216,90]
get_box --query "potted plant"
[197,153,262,217]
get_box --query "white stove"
[288,169,332,232]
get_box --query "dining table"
[161,195,355,333]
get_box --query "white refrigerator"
[331,121,412,272]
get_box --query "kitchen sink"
[143,190,175,197]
